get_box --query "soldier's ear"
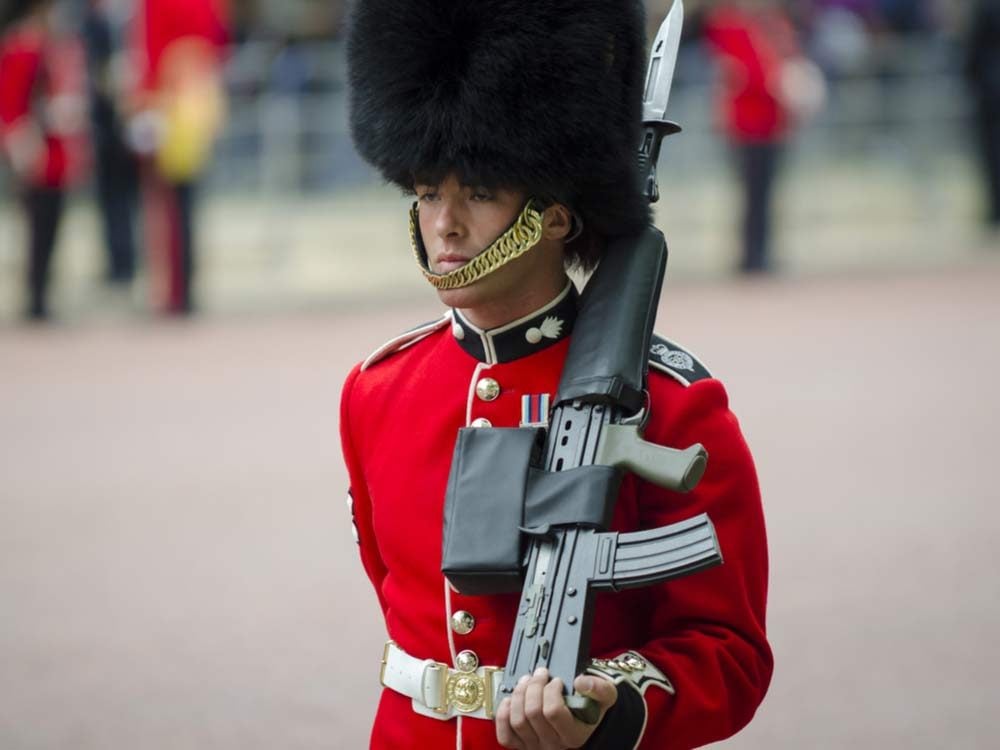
[542,203,572,241]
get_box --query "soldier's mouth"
[434,254,472,273]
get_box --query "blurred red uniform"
[704,1,807,273]
[0,2,86,319]
[703,2,800,143]
[129,0,228,314]
[133,0,228,94]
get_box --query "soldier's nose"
[435,203,465,238]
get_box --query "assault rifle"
[494,220,720,722]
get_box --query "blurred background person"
[807,0,880,81]
[127,0,228,315]
[0,0,87,321]
[964,0,1000,234]
[703,0,825,274]
[82,0,138,290]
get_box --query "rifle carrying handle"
[566,693,601,725]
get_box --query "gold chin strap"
[409,200,545,290]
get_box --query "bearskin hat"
[346,0,650,258]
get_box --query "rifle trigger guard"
[618,391,650,430]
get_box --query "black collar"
[450,282,578,364]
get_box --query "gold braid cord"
[409,200,545,290]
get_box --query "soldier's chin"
[434,278,492,312]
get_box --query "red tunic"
[340,302,772,749]
[703,5,800,143]
[0,23,86,188]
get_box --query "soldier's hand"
[495,668,617,750]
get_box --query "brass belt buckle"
[446,669,485,715]
[427,658,490,717]
[444,665,501,718]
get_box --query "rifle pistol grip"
[596,424,707,492]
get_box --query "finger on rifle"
[508,674,542,747]
[540,677,586,746]
[523,668,563,747]
[495,697,527,750]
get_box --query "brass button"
[455,650,479,673]
[470,417,492,428]
[475,378,500,402]
[451,610,475,635]
[452,323,465,340]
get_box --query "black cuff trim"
[584,681,646,750]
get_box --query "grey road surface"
[2,265,999,749]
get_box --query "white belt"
[379,641,505,721]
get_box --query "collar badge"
[525,316,564,345]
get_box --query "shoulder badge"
[648,334,713,386]
[361,314,450,371]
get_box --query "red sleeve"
[340,363,390,616]
[604,376,772,749]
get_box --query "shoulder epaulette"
[361,313,450,371]
[648,334,713,386]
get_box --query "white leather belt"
[379,641,505,721]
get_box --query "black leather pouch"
[441,427,622,595]
[442,427,543,594]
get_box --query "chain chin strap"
[409,200,546,290]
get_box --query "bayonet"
[643,0,685,124]
[638,0,685,203]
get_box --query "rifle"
[497,224,722,722]
[441,0,723,725]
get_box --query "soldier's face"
[415,174,525,276]
[414,174,569,325]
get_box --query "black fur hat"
[347,0,650,259]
